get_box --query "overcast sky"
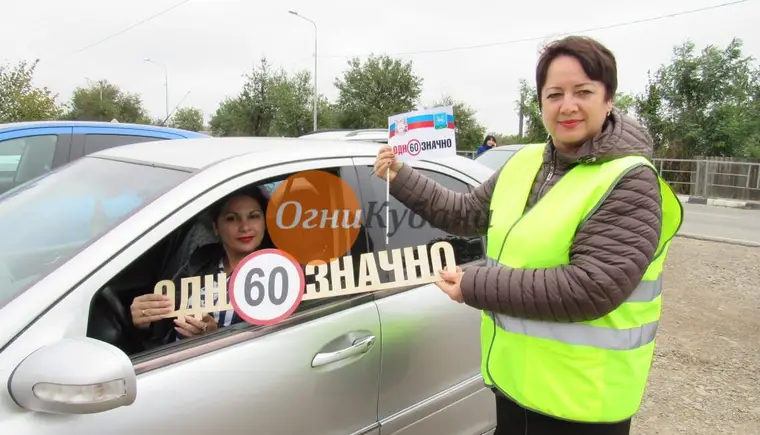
[3,0,759,137]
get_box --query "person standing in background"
[373,35,683,434]
[475,134,497,157]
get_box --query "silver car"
[474,144,535,170]
[0,137,497,435]
[299,129,389,144]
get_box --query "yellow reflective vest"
[482,143,683,423]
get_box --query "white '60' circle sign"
[229,249,305,326]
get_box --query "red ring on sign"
[408,139,421,156]
[228,248,306,326]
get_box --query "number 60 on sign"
[228,249,306,326]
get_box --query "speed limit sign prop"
[229,249,306,326]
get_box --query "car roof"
[344,128,387,137]
[90,136,483,176]
[298,130,356,140]
[489,144,532,151]
[0,120,208,138]
[299,128,388,142]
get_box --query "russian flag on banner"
[384,105,457,245]
[389,113,456,138]
[387,105,457,164]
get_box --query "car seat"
[14,137,56,184]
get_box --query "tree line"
[1,37,758,157]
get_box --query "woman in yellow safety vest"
[374,35,683,435]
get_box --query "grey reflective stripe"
[484,256,662,350]
[489,313,658,351]
[485,257,662,303]
[626,278,661,302]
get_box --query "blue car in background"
[0,120,208,194]
[0,121,208,253]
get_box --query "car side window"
[365,166,485,269]
[86,165,376,362]
[476,149,516,171]
[0,135,58,185]
[83,134,166,155]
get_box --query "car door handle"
[311,335,376,367]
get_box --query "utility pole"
[289,10,318,132]
[312,23,317,131]
[518,92,525,137]
[144,58,169,122]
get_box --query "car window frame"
[351,156,487,301]
[0,127,73,176]
[8,157,376,373]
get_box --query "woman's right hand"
[374,146,402,182]
[130,294,174,329]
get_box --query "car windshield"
[475,149,518,170]
[0,156,190,309]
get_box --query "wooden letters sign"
[302,241,457,299]
[152,241,458,319]
[153,274,232,319]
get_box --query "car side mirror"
[8,337,137,414]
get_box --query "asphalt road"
[679,203,760,244]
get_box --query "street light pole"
[289,10,318,132]
[143,58,169,122]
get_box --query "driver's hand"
[174,314,218,337]
[131,294,174,329]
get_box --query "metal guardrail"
[456,151,760,202]
[653,158,760,202]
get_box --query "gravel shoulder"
[632,237,760,434]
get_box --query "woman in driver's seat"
[129,185,274,343]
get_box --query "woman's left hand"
[435,267,464,303]
[174,314,218,337]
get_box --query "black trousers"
[494,392,632,435]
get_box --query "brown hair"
[535,36,618,108]
[209,185,274,249]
